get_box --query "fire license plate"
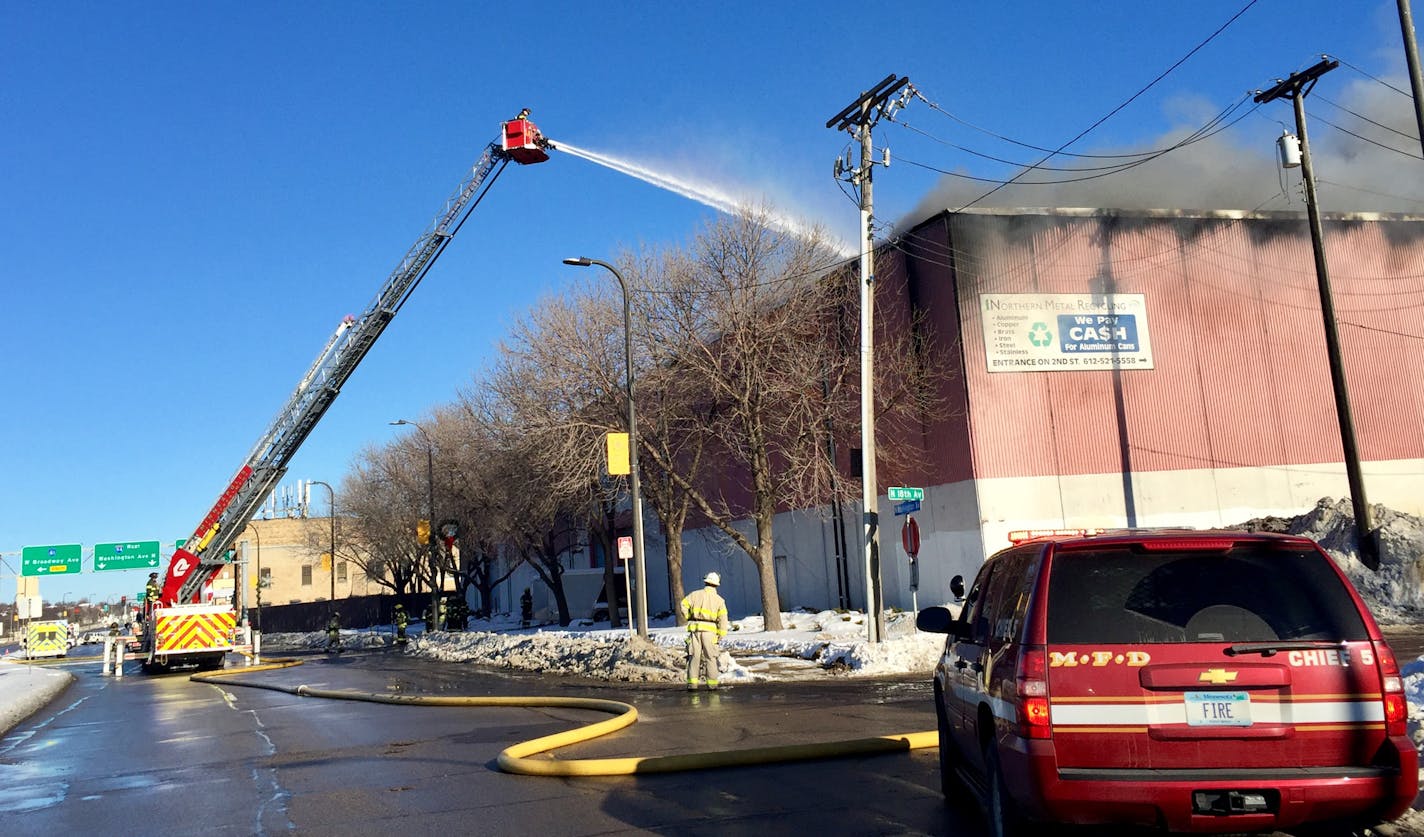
[1184,691,1252,727]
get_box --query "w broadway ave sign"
[21,544,82,576]
[95,541,162,572]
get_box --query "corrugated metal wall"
[937,209,1424,485]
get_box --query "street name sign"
[94,540,162,572]
[893,499,921,516]
[21,544,82,576]
[887,486,924,502]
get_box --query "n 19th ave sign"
[94,540,162,572]
[21,544,82,576]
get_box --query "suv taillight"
[1018,647,1051,740]
[1374,641,1408,738]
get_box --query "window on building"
[337,562,348,583]
[259,568,272,587]
[301,565,312,586]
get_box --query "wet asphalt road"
[5,637,1423,836]
[0,649,973,836]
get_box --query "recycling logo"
[1028,322,1053,347]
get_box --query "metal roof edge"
[912,206,1424,224]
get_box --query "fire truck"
[140,116,551,673]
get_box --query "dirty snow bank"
[1236,497,1424,624]
[261,608,947,683]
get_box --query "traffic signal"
[417,519,430,544]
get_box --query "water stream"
[550,139,855,257]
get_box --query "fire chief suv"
[916,529,1417,835]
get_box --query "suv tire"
[984,741,1026,837]
[934,683,973,807]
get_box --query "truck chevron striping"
[155,608,236,653]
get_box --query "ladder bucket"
[502,118,550,164]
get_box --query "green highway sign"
[887,486,924,502]
[21,543,83,576]
[94,540,162,572]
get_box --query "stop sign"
[901,516,920,557]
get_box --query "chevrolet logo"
[1199,668,1238,685]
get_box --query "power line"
[1329,53,1417,99]
[891,95,1252,175]
[954,0,1262,211]
[1314,114,1424,160]
[1317,95,1421,142]
[1317,178,1424,207]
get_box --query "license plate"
[1184,691,1251,726]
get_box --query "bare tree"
[633,206,945,631]
[339,444,427,595]
[477,281,636,625]
[438,402,521,617]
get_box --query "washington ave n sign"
[95,540,162,572]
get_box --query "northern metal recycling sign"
[981,293,1154,373]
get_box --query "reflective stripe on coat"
[680,586,729,637]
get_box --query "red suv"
[916,529,1417,835]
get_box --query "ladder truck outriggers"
[138,116,551,673]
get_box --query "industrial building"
[672,207,1424,619]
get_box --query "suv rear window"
[1046,543,1368,644]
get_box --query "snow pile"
[413,630,686,683]
[1406,657,1424,723]
[709,609,945,676]
[260,606,949,683]
[267,629,397,651]
[1236,497,1424,624]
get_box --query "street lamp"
[248,524,263,630]
[562,256,649,639]
[390,419,439,629]
[309,480,337,611]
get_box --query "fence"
[247,593,430,634]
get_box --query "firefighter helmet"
[703,572,721,587]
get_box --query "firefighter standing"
[445,595,468,632]
[326,611,341,652]
[144,572,162,614]
[520,588,533,628]
[424,599,446,631]
[393,604,408,644]
[680,572,730,690]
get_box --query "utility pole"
[827,74,910,642]
[1255,59,1380,571]
[1399,0,1424,158]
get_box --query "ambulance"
[24,620,69,660]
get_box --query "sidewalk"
[0,658,75,737]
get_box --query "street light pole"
[391,419,440,630]
[562,256,649,639]
[310,480,337,610]
[247,524,263,630]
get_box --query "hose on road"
[193,660,937,776]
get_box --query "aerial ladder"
[139,116,550,671]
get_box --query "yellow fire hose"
[194,661,938,776]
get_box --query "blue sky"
[3,1,1418,606]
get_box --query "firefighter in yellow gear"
[326,611,342,652]
[144,573,162,613]
[680,572,730,690]
[393,603,409,644]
